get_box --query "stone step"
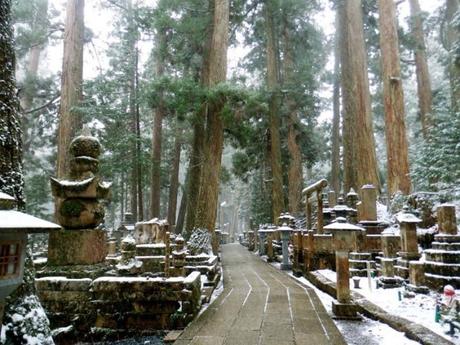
[136,244,166,256]
[425,272,460,290]
[424,249,460,264]
[434,235,460,244]
[431,242,460,251]
[423,260,460,277]
[349,260,376,270]
[349,252,372,260]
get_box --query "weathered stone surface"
[55,198,105,229]
[358,185,377,222]
[437,204,458,235]
[48,229,107,265]
[35,277,92,291]
[69,135,101,159]
[382,235,400,258]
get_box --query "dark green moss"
[61,199,85,217]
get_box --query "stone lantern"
[324,218,364,319]
[258,225,269,256]
[279,223,293,270]
[265,225,276,262]
[0,192,60,324]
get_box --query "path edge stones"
[303,271,454,345]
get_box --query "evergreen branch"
[23,94,60,114]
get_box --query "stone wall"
[36,272,202,337]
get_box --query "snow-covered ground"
[287,272,421,345]
[317,269,460,344]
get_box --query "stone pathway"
[175,243,346,345]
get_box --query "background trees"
[6,0,458,234]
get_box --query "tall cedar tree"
[339,0,380,194]
[282,4,303,215]
[0,0,25,208]
[265,0,285,223]
[409,0,432,138]
[194,0,229,254]
[446,0,460,111]
[378,0,412,195]
[150,29,166,218]
[56,0,84,178]
[330,8,341,195]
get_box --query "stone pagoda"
[48,128,111,266]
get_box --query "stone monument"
[48,128,111,265]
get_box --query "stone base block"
[281,263,292,270]
[48,229,107,265]
[332,301,361,320]
[377,276,404,289]
[405,283,429,294]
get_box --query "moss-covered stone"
[69,135,101,158]
[47,229,107,265]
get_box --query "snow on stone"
[0,191,15,200]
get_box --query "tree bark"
[331,9,341,195]
[176,175,188,235]
[378,0,412,195]
[282,7,303,215]
[167,119,182,226]
[265,0,285,223]
[194,0,229,254]
[150,29,166,218]
[0,0,25,209]
[409,0,432,138]
[340,0,380,195]
[446,0,460,111]
[56,0,84,178]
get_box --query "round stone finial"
[69,135,101,159]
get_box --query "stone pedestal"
[395,212,421,279]
[377,258,403,288]
[48,229,107,266]
[438,204,457,234]
[357,185,377,222]
[248,231,255,251]
[405,261,429,294]
[266,233,275,262]
[328,191,337,208]
[333,250,361,320]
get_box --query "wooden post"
[317,192,324,234]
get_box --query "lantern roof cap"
[0,210,61,233]
[324,217,364,231]
[395,212,421,224]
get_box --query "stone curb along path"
[304,271,453,345]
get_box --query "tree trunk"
[176,177,188,235]
[409,0,432,138]
[340,0,380,195]
[150,30,166,218]
[330,9,341,195]
[56,0,84,178]
[0,0,25,209]
[167,119,182,226]
[135,50,143,220]
[378,0,412,195]
[265,0,285,223]
[194,0,229,254]
[446,0,460,111]
[282,7,303,215]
